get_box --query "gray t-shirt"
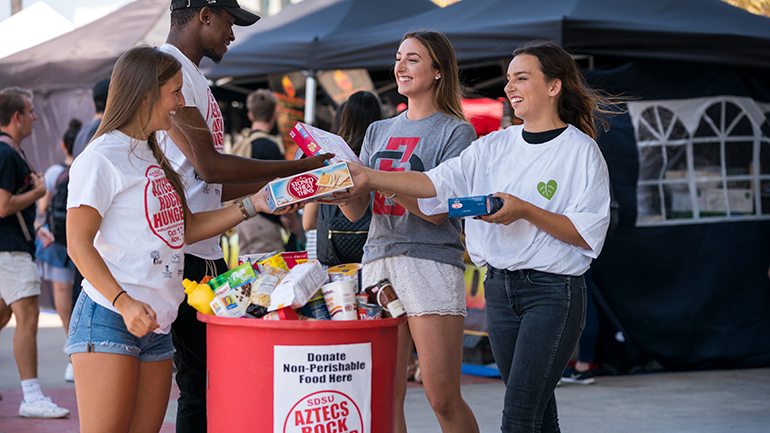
[359,110,476,269]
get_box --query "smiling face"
[504,54,562,128]
[143,71,185,135]
[394,37,440,102]
[202,9,235,64]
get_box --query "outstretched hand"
[251,185,304,215]
[305,153,336,169]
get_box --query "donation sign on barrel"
[275,344,371,433]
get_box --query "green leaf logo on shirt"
[537,180,557,200]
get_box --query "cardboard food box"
[448,195,504,218]
[289,121,363,165]
[264,162,354,211]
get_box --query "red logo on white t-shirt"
[144,166,184,249]
[206,89,224,152]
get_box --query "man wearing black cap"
[72,77,109,159]
[160,2,331,432]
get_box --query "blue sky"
[1,0,131,23]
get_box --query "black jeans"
[485,267,586,433]
[171,254,228,433]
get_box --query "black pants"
[171,254,228,433]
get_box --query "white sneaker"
[19,396,70,418]
[64,363,74,382]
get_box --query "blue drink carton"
[448,195,504,218]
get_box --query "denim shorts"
[66,292,175,362]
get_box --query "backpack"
[230,128,286,158]
[47,163,70,246]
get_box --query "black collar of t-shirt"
[522,126,568,145]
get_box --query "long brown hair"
[401,30,466,122]
[513,41,623,140]
[337,91,383,156]
[94,46,188,218]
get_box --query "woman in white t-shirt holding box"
[345,41,620,433]
[65,46,283,433]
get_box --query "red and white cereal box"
[289,121,363,165]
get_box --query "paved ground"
[2,311,769,432]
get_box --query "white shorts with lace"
[362,255,466,317]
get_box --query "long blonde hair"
[94,45,188,217]
[401,30,467,122]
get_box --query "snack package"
[208,262,256,296]
[206,262,256,318]
[327,263,363,293]
[210,290,251,318]
[268,260,328,311]
[299,290,331,320]
[289,121,363,165]
[248,267,287,308]
[264,162,354,212]
[448,195,505,218]
[261,307,299,321]
[281,251,308,269]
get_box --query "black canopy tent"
[209,0,770,78]
[204,0,438,83]
[207,0,770,371]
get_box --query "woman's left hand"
[476,193,530,226]
[251,186,303,215]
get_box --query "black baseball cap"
[170,0,260,26]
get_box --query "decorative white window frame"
[628,96,770,226]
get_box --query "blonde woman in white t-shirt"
[343,41,622,433]
[65,46,291,433]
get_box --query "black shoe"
[561,368,595,385]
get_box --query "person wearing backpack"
[233,89,300,255]
[36,118,81,382]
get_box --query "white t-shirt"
[157,43,225,260]
[68,131,186,333]
[419,124,610,276]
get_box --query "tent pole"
[303,70,317,125]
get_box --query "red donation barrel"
[199,313,406,433]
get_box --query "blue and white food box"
[448,195,504,218]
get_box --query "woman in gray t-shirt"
[340,30,479,433]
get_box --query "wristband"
[34,225,44,233]
[236,200,250,220]
[241,196,258,219]
[112,290,127,306]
